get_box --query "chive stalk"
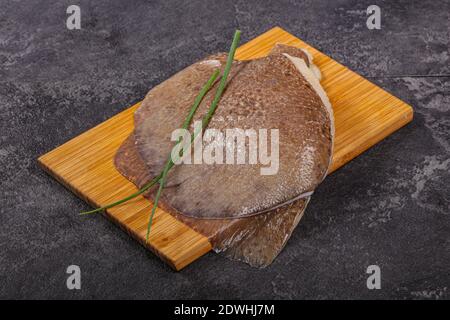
[80,69,220,216]
[146,30,241,241]
[80,30,242,244]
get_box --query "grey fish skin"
[115,133,309,268]
[133,44,333,219]
[115,44,333,267]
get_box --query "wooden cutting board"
[38,27,413,270]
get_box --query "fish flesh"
[132,44,333,219]
[114,44,333,266]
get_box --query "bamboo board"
[38,27,413,270]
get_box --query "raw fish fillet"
[114,44,333,266]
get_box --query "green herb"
[81,29,242,244]
[80,69,220,216]
[146,30,241,241]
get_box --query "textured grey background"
[0,0,449,299]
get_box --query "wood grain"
[38,27,413,270]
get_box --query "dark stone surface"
[0,0,448,299]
